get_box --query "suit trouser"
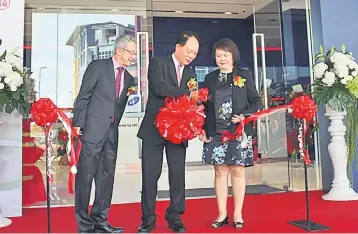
[140,140,186,222]
[75,124,118,232]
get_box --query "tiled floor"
[25,156,321,208]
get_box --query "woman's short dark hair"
[212,38,240,66]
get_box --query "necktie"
[115,67,124,99]
[112,67,124,123]
[177,64,183,86]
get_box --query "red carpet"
[1,191,358,233]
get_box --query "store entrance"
[250,0,320,192]
[22,0,322,208]
[152,0,321,199]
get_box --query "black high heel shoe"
[233,221,244,229]
[211,216,229,228]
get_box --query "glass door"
[136,32,150,112]
[25,4,150,207]
[251,0,320,192]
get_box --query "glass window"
[195,66,218,82]
[24,3,150,208]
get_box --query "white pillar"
[322,105,358,201]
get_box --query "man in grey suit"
[72,34,136,233]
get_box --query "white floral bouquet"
[312,44,358,182]
[0,39,31,116]
[312,44,358,112]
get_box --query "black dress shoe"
[167,220,186,233]
[137,221,156,233]
[212,216,229,228]
[94,223,124,233]
[233,221,244,229]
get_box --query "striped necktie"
[177,64,183,86]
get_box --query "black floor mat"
[156,184,285,199]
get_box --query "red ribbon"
[31,98,81,194]
[300,119,311,164]
[290,95,316,122]
[57,109,82,194]
[222,95,316,164]
[31,98,58,128]
[198,88,209,102]
[155,88,208,144]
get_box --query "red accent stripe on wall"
[257,47,282,51]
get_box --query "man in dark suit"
[137,31,200,233]
[72,34,136,233]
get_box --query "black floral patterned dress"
[202,72,254,167]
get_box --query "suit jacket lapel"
[180,66,191,89]
[117,70,131,104]
[167,57,179,86]
[106,59,116,100]
[231,69,243,114]
[210,70,220,99]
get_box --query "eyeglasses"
[185,49,198,56]
[119,47,137,56]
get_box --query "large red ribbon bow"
[31,98,81,193]
[155,88,209,144]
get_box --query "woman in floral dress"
[199,38,261,229]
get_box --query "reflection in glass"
[251,0,320,192]
[31,13,136,108]
[27,12,138,208]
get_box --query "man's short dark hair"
[176,31,200,46]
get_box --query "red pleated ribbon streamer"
[222,95,316,164]
[57,109,81,194]
[31,98,81,193]
[155,88,209,144]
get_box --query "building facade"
[66,22,136,98]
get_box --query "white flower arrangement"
[312,44,358,112]
[312,44,358,183]
[0,39,31,116]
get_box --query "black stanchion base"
[288,220,330,232]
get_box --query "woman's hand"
[231,114,245,124]
[199,133,211,143]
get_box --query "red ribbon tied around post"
[222,95,317,164]
[30,98,81,193]
[155,88,209,144]
[290,95,316,122]
[31,98,58,128]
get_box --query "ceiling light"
[175,11,183,13]
[224,12,232,14]
[111,9,119,11]
[37,7,45,10]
